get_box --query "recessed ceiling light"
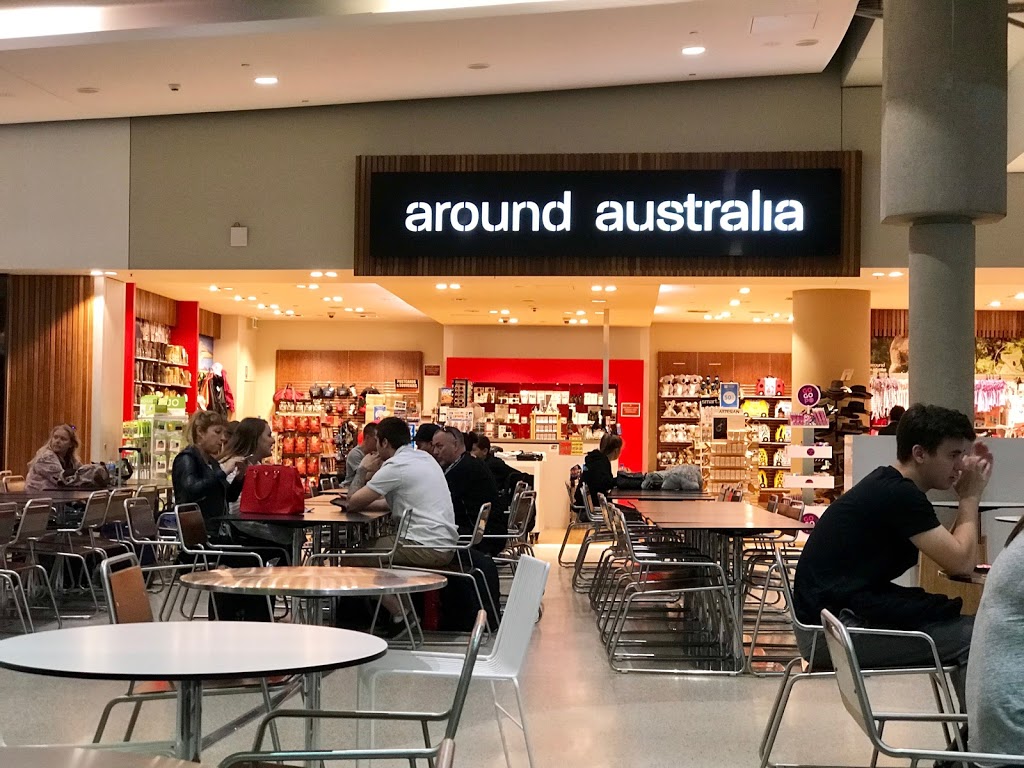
[257,303,266,309]
[592,299,606,304]
[721,311,731,318]
[871,272,886,278]
[764,318,773,323]
[209,285,219,292]
[681,45,706,56]
[576,310,586,316]
[773,313,781,318]
[579,318,588,325]
[344,307,354,312]
[595,310,604,315]
[449,283,461,290]
[222,287,233,291]
[325,271,337,278]
[990,300,1002,308]
[604,285,617,292]
[355,307,364,312]
[569,319,578,325]
[234,295,243,302]
[89,269,103,276]
[310,271,323,278]
[888,271,904,278]
[254,76,278,86]
[591,285,603,292]
[270,304,279,309]
[753,317,762,323]
[739,287,750,295]
[332,296,342,302]
[285,309,294,316]
[247,296,256,301]
[104,271,117,276]
[322,297,331,302]
[654,306,667,315]
[489,310,498,314]
[500,309,510,315]
[703,314,713,321]
[436,283,448,290]
[297,284,306,289]
[1015,292,1024,300]
[307,283,319,290]
[729,299,740,307]
[509,318,518,324]
[273,309,282,315]
[788,315,794,322]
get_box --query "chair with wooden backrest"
[124,497,182,584]
[133,484,160,516]
[558,480,595,568]
[2,476,25,492]
[94,552,284,750]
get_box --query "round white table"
[0,746,194,768]
[0,622,386,763]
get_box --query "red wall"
[445,357,645,470]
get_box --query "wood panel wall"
[134,288,177,326]
[5,275,94,473]
[872,308,1024,340]
[198,309,222,339]
[658,350,793,385]
[275,350,424,401]
[355,151,861,277]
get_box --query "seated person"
[470,434,514,489]
[431,426,507,555]
[878,405,906,436]
[576,433,623,509]
[413,423,440,452]
[345,417,459,630]
[794,403,992,710]
[219,417,292,557]
[967,518,1024,757]
[25,424,84,492]
[345,423,380,493]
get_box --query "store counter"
[495,439,603,536]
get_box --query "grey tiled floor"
[0,546,952,766]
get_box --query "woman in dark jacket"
[578,433,623,509]
[172,411,272,621]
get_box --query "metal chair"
[758,550,960,768]
[94,552,285,751]
[222,612,483,768]
[3,499,63,627]
[122,497,182,582]
[558,480,593,567]
[820,607,1024,767]
[132,484,161,516]
[2,475,25,492]
[0,504,35,633]
[358,557,549,768]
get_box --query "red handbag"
[239,465,305,515]
[283,415,297,432]
[295,436,307,454]
[295,457,307,476]
[273,383,299,407]
[309,435,322,454]
[282,436,295,454]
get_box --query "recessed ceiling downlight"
[254,76,278,86]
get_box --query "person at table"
[431,426,507,555]
[878,405,906,436]
[25,424,83,491]
[219,417,293,558]
[172,411,275,621]
[345,417,458,629]
[575,433,623,510]
[413,423,440,452]
[470,434,514,489]
[345,423,381,494]
[967,516,1024,758]
[793,403,992,711]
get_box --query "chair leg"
[758,657,805,768]
[491,680,514,768]
[512,678,536,768]
[260,679,282,751]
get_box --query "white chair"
[356,554,550,768]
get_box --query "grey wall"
[127,73,843,270]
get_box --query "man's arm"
[910,446,993,577]
[345,484,389,512]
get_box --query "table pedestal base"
[175,679,203,762]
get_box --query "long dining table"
[627,499,813,645]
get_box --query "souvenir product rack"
[701,407,757,498]
[133,319,191,408]
[121,414,187,480]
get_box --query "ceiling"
[0,0,858,124]
[110,267,1024,326]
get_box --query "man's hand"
[359,452,383,478]
[954,442,994,500]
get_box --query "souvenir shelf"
[700,408,757,498]
[132,321,192,408]
[530,412,563,441]
[459,382,617,441]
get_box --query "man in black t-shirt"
[794,403,992,710]
[431,426,508,555]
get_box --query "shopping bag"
[239,465,305,515]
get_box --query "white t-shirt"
[367,443,458,550]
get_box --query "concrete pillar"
[882,0,1006,411]
[791,289,871,393]
[909,222,976,415]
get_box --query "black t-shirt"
[793,466,948,628]
[444,454,506,541]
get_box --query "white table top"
[0,746,193,768]
[0,622,386,682]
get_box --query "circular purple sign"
[796,384,821,407]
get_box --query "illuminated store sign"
[369,168,842,261]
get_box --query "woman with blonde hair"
[26,424,83,492]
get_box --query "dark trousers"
[796,613,974,709]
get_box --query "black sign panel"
[368,169,843,262]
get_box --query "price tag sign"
[796,384,821,408]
